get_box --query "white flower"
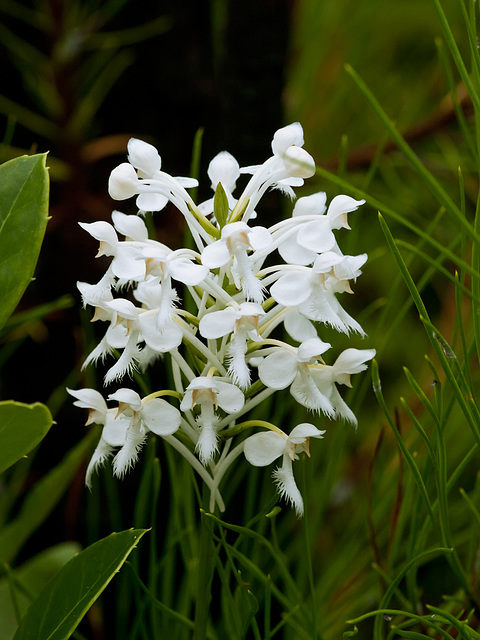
[258,338,334,416]
[199,302,265,389]
[106,388,181,477]
[308,348,376,425]
[108,138,198,213]
[140,245,208,329]
[243,423,325,516]
[68,387,181,486]
[198,151,241,217]
[270,253,367,334]
[82,294,184,383]
[201,221,272,303]
[180,377,244,464]
[276,194,365,266]
[235,123,316,222]
[78,218,146,282]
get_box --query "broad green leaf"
[0,543,81,640]
[0,401,53,474]
[0,154,49,331]
[13,529,148,640]
[0,431,97,565]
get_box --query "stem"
[164,435,225,511]
[193,496,216,640]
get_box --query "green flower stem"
[193,502,217,640]
[164,435,225,512]
[143,389,182,402]
[220,419,284,440]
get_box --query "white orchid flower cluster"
[68,122,375,516]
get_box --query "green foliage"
[0,432,96,566]
[0,154,49,332]
[0,401,52,473]
[13,529,147,640]
[0,543,81,640]
[0,0,171,157]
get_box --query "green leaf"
[0,431,97,565]
[0,543,81,640]
[0,401,53,473]
[0,154,49,331]
[13,529,148,640]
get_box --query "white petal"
[333,254,368,281]
[67,388,107,413]
[272,457,304,517]
[282,147,316,178]
[272,122,304,155]
[283,310,318,342]
[215,380,245,413]
[290,372,335,417]
[127,138,161,174]
[85,437,114,489]
[112,426,147,477]
[102,411,131,447]
[292,192,327,216]
[313,252,344,273]
[175,176,198,189]
[112,210,149,242]
[258,350,297,389]
[196,419,219,465]
[327,195,365,230]
[270,272,311,306]
[106,298,139,319]
[169,257,209,285]
[328,385,358,425]
[108,163,139,200]
[112,249,145,281]
[136,192,169,212]
[333,348,376,383]
[199,308,236,339]
[180,389,194,412]
[79,221,117,249]
[278,238,317,266]
[201,240,231,268]
[288,423,325,443]
[141,399,181,435]
[248,226,273,251]
[108,388,142,409]
[208,151,240,190]
[243,431,286,466]
[297,219,335,253]
[105,323,130,349]
[139,314,183,353]
[296,338,331,362]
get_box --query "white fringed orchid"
[68,387,181,487]
[258,338,335,416]
[201,221,272,303]
[180,377,244,464]
[69,122,375,516]
[199,302,265,389]
[244,423,325,517]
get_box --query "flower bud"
[108,163,140,200]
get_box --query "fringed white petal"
[272,455,304,517]
[112,426,147,478]
[85,437,115,490]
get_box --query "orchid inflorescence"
[68,122,375,516]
